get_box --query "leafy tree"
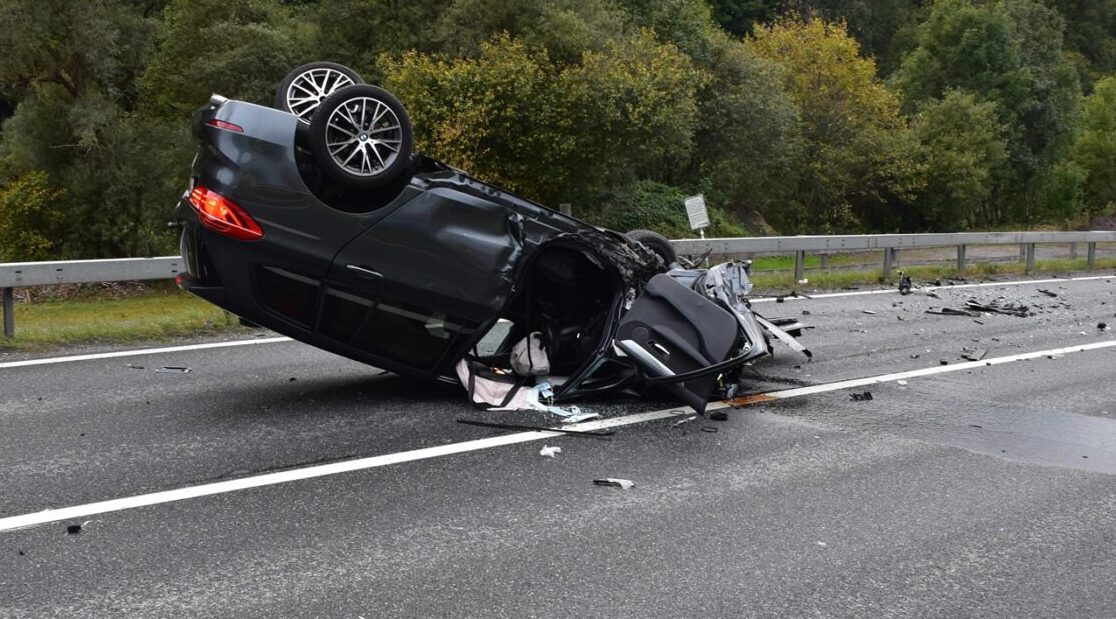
[746,16,918,232]
[140,0,307,117]
[1034,160,1087,222]
[595,179,746,237]
[1050,0,1116,89]
[894,0,1080,217]
[689,30,799,222]
[1071,75,1116,212]
[0,171,65,261]
[383,31,701,208]
[910,90,1008,229]
[432,0,628,66]
[310,0,444,80]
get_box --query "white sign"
[684,194,710,231]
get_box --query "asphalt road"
[2,275,1116,618]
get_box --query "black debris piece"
[861,310,878,315]
[1099,322,1108,330]
[155,366,191,374]
[1037,289,1058,298]
[66,524,82,535]
[928,279,942,286]
[961,348,987,361]
[969,424,983,429]
[776,296,785,303]
[593,478,635,488]
[125,363,144,370]
[926,308,980,317]
[910,354,920,359]
[965,299,1029,317]
[288,377,297,382]
[18,550,25,556]
[710,410,729,421]
[973,320,984,325]
[701,426,719,433]
[925,290,941,299]
[802,310,811,315]
[940,359,949,365]
[898,272,912,295]
[841,286,859,291]
[457,419,613,439]
[850,391,873,401]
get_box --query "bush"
[590,179,745,238]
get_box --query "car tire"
[625,229,677,267]
[273,62,364,125]
[308,84,415,190]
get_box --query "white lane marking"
[751,274,1116,303]
[0,337,292,369]
[3,338,1115,533]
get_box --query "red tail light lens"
[206,119,244,133]
[188,186,264,241]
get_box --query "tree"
[894,0,1080,223]
[910,90,1009,229]
[383,31,701,208]
[1071,75,1116,212]
[140,0,307,118]
[746,16,918,232]
[0,171,65,261]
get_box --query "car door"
[616,274,744,413]
[322,186,528,375]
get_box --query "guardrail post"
[1088,242,1097,270]
[2,287,13,338]
[882,248,896,278]
[819,254,829,269]
[957,245,967,272]
[794,251,805,282]
[1070,242,1078,259]
[1020,244,1027,263]
[1025,243,1036,274]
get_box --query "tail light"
[188,186,263,241]
[205,118,244,133]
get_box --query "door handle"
[346,264,383,278]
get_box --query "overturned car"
[173,62,808,413]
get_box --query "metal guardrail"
[3,231,1116,337]
[675,231,1116,282]
[1,257,183,338]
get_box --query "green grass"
[0,288,246,352]
[750,256,1116,292]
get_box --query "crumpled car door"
[616,273,741,413]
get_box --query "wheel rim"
[323,96,403,177]
[285,68,356,124]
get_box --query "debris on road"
[861,310,878,315]
[701,426,719,433]
[961,348,988,361]
[539,445,562,458]
[457,419,614,439]
[965,299,1030,317]
[1099,322,1109,330]
[709,410,729,421]
[1038,289,1059,298]
[155,366,191,373]
[125,363,144,370]
[593,478,635,489]
[926,307,980,317]
[898,272,912,295]
[850,391,874,401]
[671,415,698,428]
[66,524,82,535]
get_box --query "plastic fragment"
[593,478,634,489]
[701,426,719,433]
[155,366,191,374]
[671,415,698,428]
[850,391,873,401]
[896,380,908,386]
[539,445,562,458]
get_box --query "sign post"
[683,194,710,239]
